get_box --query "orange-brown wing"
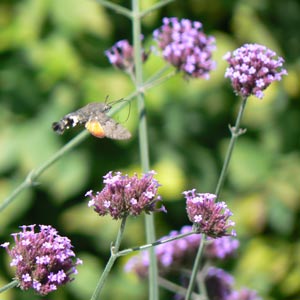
[85,116,131,140]
[85,119,106,138]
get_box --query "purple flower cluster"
[224,43,287,99]
[125,225,239,278]
[1,225,82,296]
[230,288,262,300]
[105,39,148,73]
[206,236,239,260]
[86,170,165,220]
[153,17,216,79]
[184,189,235,238]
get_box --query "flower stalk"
[214,97,248,198]
[184,97,247,300]
[0,280,18,294]
[90,217,127,300]
[117,230,196,257]
[184,234,206,300]
[95,0,132,18]
[132,0,158,299]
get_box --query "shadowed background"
[0,0,299,299]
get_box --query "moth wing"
[85,119,106,138]
[100,117,131,140]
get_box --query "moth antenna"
[117,99,131,123]
[109,98,131,123]
[106,97,124,106]
[104,95,110,105]
[124,100,131,122]
[103,97,131,122]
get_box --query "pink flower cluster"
[184,189,235,238]
[224,43,287,99]
[153,17,216,79]
[1,225,82,296]
[86,171,165,219]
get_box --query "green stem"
[117,231,196,257]
[197,277,207,300]
[0,280,18,293]
[140,0,175,18]
[158,276,202,300]
[90,217,127,300]
[185,97,249,300]
[0,131,89,212]
[197,262,210,300]
[132,1,158,299]
[144,65,172,85]
[214,97,248,198]
[184,234,205,300]
[142,68,176,93]
[95,0,132,18]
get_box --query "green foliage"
[0,0,299,299]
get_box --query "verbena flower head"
[153,17,216,79]
[125,225,239,278]
[184,189,235,238]
[105,39,148,73]
[86,170,165,220]
[1,225,82,296]
[224,43,287,99]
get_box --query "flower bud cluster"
[224,43,287,99]
[1,225,82,296]
[86,171,165,219]
[184,189,235,238]
[153,17,216,79]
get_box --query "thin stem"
[214,97,248,198]
[140,0,175,18]
[142,68,176,93]
[184,234,205,300]
[197,271,208,300]
[158,276,202,300]
[0,280,18,293]
[95,0,132,18]
[117,231,196,257]
[0,131,89,212]
[185,97,249,300]
[132,0,158,299]
[197,262,210,300]
[144,65,173,87]
[90,217,127,300]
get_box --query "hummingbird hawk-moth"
[52,102,131,140]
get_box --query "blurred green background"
[0,0,299,299]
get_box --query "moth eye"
[52,122,63,133]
